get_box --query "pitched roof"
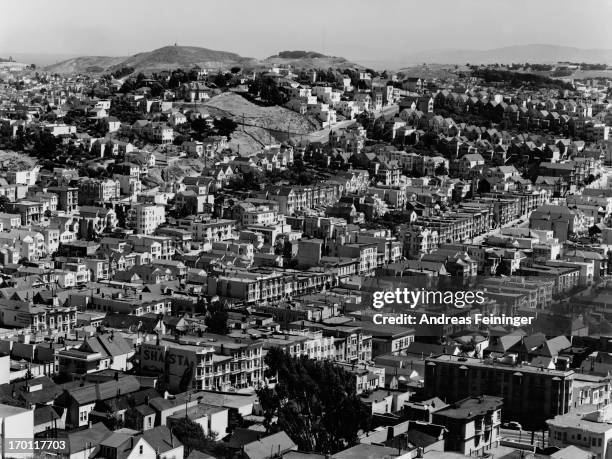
[67,376,140,404]
[33,405,61,426]
[66,422,111,454]
[0,376,62,406]
[243,431,297,459]
[142,426,182,454]
[83,333,133,358]
[103,313,161,333]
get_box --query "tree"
[33,131,57,157]
[213,72,232,87]
[112,66,135,79]
[251,76,288,106]
[257,348,371,454]
[123,407,139,429]
[191,117,212,140]
[283,240,294,259]
[205,301,229,335]
[150,83,164,97]
[0,195,10,213]
[213,117,238,138]
[115,205,126,228]
[171,417,206,457]
[434,163,449,176]
[274,236,286,255]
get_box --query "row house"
[181,218,236,242]
[0,298,77,334]
[127,203,166,235]
[287,321,373,364]
[76,177,121,205]
[128,234,176,260]
[329,125,367,153]
[450,153,485,180]
[415,209,491,244]
[262,183,341,215]
[77,206,117,239]
[372,161,401,186]
[327,169,370,195]
[207,268,329,303]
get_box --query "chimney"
[170,429,174,447]
[130,436,134,450]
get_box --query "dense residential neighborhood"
[2,12,612,458]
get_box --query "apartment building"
[47,186,79,213]
[182,218,236,242]
[548,405,612,459]
[140,335,264,392]
[288,320,373,364]
[0,299,77,334]
[424,354,574,429]
[432,396,503,456]
[77,177,121,205]
[207,268,329,303]
[262,330,336,361]
[127,203,166,235]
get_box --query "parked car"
[503,421,522,430]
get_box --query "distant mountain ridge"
[399,44,612,65]
[43,43,612,74]
[44,45,361,74]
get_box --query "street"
[500,428,548,448]
[470,212,532,245]
[299,119,357,145]
[295,103,399,145]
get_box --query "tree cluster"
[171,417,224,457]
[108,97,142,124]
[111,66,135,79]
[257,348,371,454]
[248,76,288,106]
[205,301,229,335]
[472,68,573,91]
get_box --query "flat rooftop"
[426,354,574,376]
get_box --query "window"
[139,445,143,455]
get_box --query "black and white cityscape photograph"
[0,0,611,458]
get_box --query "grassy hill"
[44,55,126,74]
[44,45,363,74]
[181,92,321,155]
[45,45,256,74]
[111,45,256,73]
[264,51,361,70]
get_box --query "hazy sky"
[1,0,610,62]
